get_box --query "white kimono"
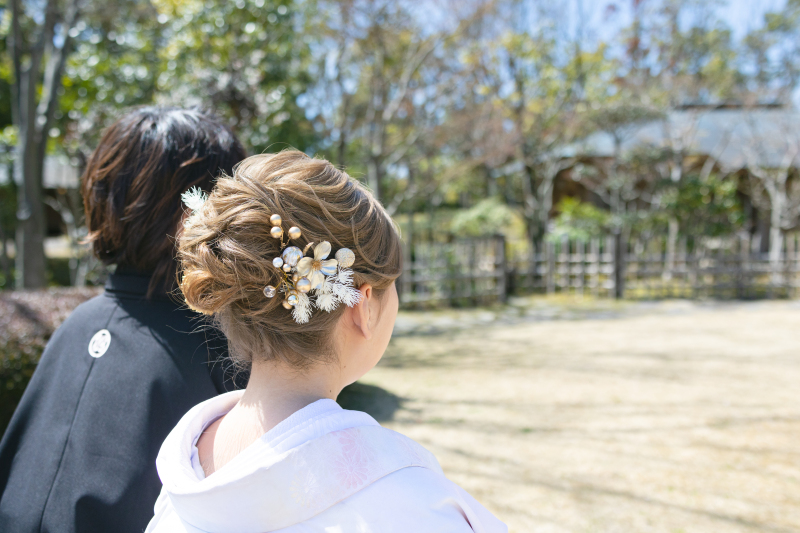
[146,391,506,533]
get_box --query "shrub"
[450,198,519,238]
[549,198,612,242]
[0,288,100,433]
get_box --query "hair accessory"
[181,187,209,228]
[181,186,208,214]
[262,217,361,324]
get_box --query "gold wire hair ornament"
[261,215,361,324]
[181,187,361,324]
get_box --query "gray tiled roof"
[562,108,800,170]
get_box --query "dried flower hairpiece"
[261,214,361,324]
[180,189,362,323]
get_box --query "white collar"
[155,391,388,531]
[159,391,380,488]
[189,394,350,480]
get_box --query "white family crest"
[88,329,111,358]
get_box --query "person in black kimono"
[0,107,248,533]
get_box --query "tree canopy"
[0,0,798,287]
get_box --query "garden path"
[360,298,800,532]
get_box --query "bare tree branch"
[385,129,422,168]
[380,38,439,124]
[8,0,24,126]
[37,0,82,136]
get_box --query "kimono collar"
[155,391,440,533]
[105,271,175,302]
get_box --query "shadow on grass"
[337,382,403,422]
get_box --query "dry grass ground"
[358,299,800,533]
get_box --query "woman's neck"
[238,360,343,428]
[196,359,344,477]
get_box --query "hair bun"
[177,150,401,369]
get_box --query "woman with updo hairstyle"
[146,150,506,533]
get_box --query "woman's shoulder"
[292,465,507,533]
[305,424,506,533]
[148,411,506,533]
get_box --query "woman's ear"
[350,284,374,340]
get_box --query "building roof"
[562,108,800,170]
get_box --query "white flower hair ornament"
[181,186,208,213]
[181,186,208,227]
[261,214,361,324]
[181,190,361,323]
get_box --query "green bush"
[0,288,99,433]
[549,198,612,242]
[660,173,744,237]
[450,198,518,237]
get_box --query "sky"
[566,0,797,105]
[573,0,788,44]
[723,0,787,39]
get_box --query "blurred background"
[1,0,799,531]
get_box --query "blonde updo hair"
[178,150,401,369]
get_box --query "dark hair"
[82,107,246,296]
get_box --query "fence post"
[496,235,508,303]
[735,235,744,299]
[792,233,799,299]
[577,239,585,296]
[546,240,555,294]
[613,231,625,299]
[591,238,600,297]
[794,233,800,299]
[399,240,410,305]
[560,235,569,292]
[469,239,477,305]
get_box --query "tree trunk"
[535,171,557,254]
[336,92,351,168]
[10,0,79,289]
[757,213,771,254]
[0,214,8,286]
[519,162,541,255]
[366,157,383,203]
[15,121,48,289]
[768,194,785,287]
[485,165,497,197]
[529,217,547,257]
[0,159,13,286]
[406,168,415,254]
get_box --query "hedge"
[0,288,100,433]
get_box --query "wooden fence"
[399,236,507,307]
[397,233,800,307]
